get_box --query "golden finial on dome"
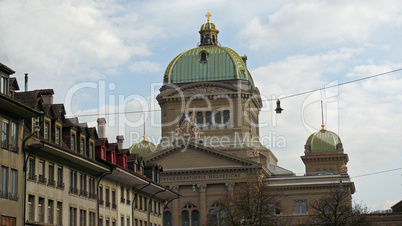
[321,100,326,130]
[205,12,211,22]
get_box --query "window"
[144,197,147,211]
[214,111,221,129]
[89,212,96,226]
[209,203,225,225]
[205,112,212,129]
[28,158,35,181]
[80,174,87,196]
[10,122,18,152]
[316,169,321,175]
[269,203,281,215]
[44,121,50,140]
[163,211,172,226]
[99,185,104,205]
[106,187,110,207]
[191,210,199,226]
[323,169,328,175]
[55,126,61,145]
[1,166,9,198]
[89,177,96,199]
[182,210,189,226]
[80,138,85,155]
[48,163,55,186]
[139,195,142,210]
[57,202,63,225]
[0,75,9,95]
[112,190,116,209]
[38,161,46,183]
[329,169,334,175]
[28,195,35,221]
[200,51,207,62]
[71,133,76,151]
[70,170,78,194]
[223,110,230,128]
[89,142,94,158]
[38,197,45,223]
[10,169,17,201]
[80,209,87,226]
[48,199,54,224]
[2,120,9,149]
[196,112,203,128]
[121,186,125,203]
[70,207,77,226]
[57,167,64,189]
[295,201,307,214]
[1,215,16,226]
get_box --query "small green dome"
[306,129,342,152]
[163,45,254,85]
[200,22,217,31]
[129,136,156,157]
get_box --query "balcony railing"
[112,203,117,209]
[69,187,79,194]
[126,199,131,205]
[120,197,125,203]
[38,175,47,184]
[27,173,36,182]
[99,200,104,205]
[9,192,18,201]
[48,179,56,187]
[80,190,88,197]
[88,192,97,199]
[0,190,8,199]
[106,201,110,207]
[57,182,65,189]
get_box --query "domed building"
[129,135,157,157]
[145,14,354,225]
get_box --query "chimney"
[116,135,124,149]
[97,118,106,138]
[25,73,28,91]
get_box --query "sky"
[1,0,401,211]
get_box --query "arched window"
[316,169,321,175]
[191,210,199,226]
[200,52,207,62]
[323,169,328,175]
[209,209,217,226]
[223,110,230,128]
[196,112,204,128]
[329,169,334,175]
[219,209,226,225]
[182,210,189,226]
[205,112,212,130]
[295,201,307,214]
[214,111,221,129]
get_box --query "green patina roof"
[306,129,342,152]
[163,45,254,85]
[200,22,216,30]
[129,137,157,157]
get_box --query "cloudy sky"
[1,0,401,211]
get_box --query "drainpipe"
[162,195,180,224]
[132,182,151,226]
[147,189,166,225]
[97,170,113,226]
[22,113,43,226]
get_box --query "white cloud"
[240,0,402,50]
[129,61,163,73]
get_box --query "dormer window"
[0,74,9,95]
[71,133,76,151]
[200,51,208,63]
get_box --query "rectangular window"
[10,122,18,152]
[10,169,17,201]
[44,121,50,140]
[28,158,35,181]
[2,120,9,149]
[70,170,78,194]
[1,215,16,226]
[71,133,76,151]
[38,161,46,184]
[57,202,63,225]
[48,163,55,186]
[99,186,104,205]
[89,212,96,226]
[80,209,87,226]
[80,138,85,155]
[48,199,54,224]
[57,167,64,189]
[105,188,110,207]
[112,190,116,209]
[1,76,9,95]
[126,188,130,205]
[144,197,147,211]
[55,126,61,145]
[121,186,125,203]
[139,195,142,210]
[80,174,87,196]
[1,166,9,198]
[28,195,35,221]
[38,197,45,223]
[126,217,130,226]
[70,207,77,226]
[89,142,94,158]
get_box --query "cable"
[67,68,402,117]
[350,167,402,179]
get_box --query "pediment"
[146,142,259,171]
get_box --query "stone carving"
[183,86,233,95]
[197,184,207,192]
[169,185,179,192]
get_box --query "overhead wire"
[67,68,402,117]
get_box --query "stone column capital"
[197,184,207,192]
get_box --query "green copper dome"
[200,22,216,30]
[163,45,254,85]
[306,129,342,152]
[129,136,157,157]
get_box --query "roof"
[200,21,217,30]
[306,128,342,152]
[268,164,295,176]
[0,62,15,75]
[163,45,253,86]
[129,136,157,157]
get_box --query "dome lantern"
[199,12,219,46]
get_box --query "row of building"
[0,62,178,226]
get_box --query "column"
[198,184,207,225]
[170,185,179,226]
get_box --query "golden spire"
[321,101,325,130]
[143,113,147,141]
[205,12,212,22]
